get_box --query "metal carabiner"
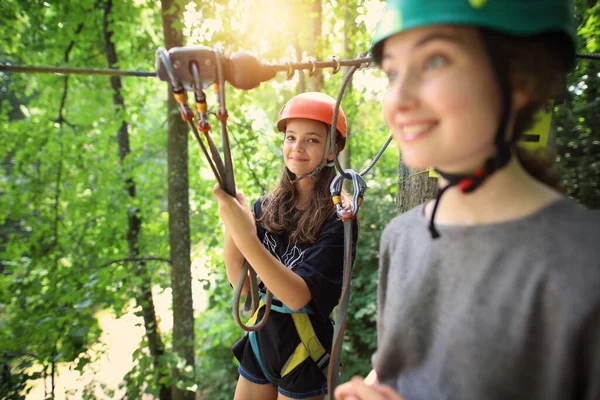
[330,169,367,220]
[156,47,184,93]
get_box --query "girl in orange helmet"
[213,92,357,400]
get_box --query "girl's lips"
[396,121,438,142]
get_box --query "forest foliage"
[0,0,598,399]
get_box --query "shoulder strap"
[253,196,265,219]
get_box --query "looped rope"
[232,261,273,332]
[328,52,393,180]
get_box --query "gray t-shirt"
[374,198,600,400]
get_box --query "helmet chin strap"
[427,32,514,239]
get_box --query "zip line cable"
[0,52,598,79]
[0,64,156,77]
[0,54,373,81]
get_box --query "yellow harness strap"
[281,313,329,377]
[246,299,265,327]
[246,299,329,378]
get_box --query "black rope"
[576,52,600,60]
[330,64,360,180]
[326,217,354,399]
[329,55,393,179]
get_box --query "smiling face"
[283,118,331,176]
[381,25,502,173]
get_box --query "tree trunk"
[160,1,196,400]
[397,159,439,214]
[294,38,306,93]
[102,2,171,399]
[307,0,324,92]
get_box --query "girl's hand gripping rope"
[212,184,256,249]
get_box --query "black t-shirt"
[247,196,358,379]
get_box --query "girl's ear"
[511,72,536,112]
[512,88,529,112]
[326,148,335,162]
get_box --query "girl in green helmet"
[336,1,600,400]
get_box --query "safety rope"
[323,56,396,398]
[328,60,394,179]
[156,47,272,332]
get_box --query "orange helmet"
[277,92,347,150]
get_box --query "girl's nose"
[293,141,305,152]
[387,72,419,111]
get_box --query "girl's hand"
[334,377,404,400]
[212,184,256,249]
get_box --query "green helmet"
[371,0,576,66]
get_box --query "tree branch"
[55,23,84,126]
[98,257,172,269]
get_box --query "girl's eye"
[308,138,319,144]
[424,55,449,70]
[385,70,398,84]
[285,135,295,141]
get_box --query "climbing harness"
[246,293,330,386]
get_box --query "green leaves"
[1,0,598,398]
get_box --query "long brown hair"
[483,30,571,190]
[259,133,348,244]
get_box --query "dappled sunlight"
[26,246,214,399]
